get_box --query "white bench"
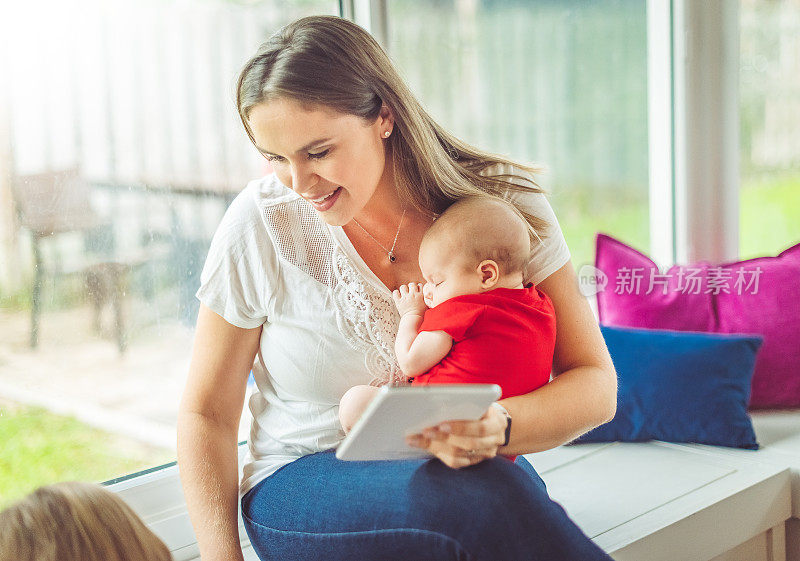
[522,408,800,561]
[113,409,800,561]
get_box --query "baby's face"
[419,243,484,308]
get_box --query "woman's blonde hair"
[0,481,172,561]
[236,15,549,245]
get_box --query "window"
[386,0,650,269]
[0,0,338,507]
[739,0,800,259]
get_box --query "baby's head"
[0,481,172,561]
[419,195,531,308]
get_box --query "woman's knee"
[419,458,610,561]
[406,458,552,536]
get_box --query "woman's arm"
[498,260,617,454]
[177,304,262,561]
[408,261,617,462]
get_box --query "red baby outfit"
[412,285,556,400]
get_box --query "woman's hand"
[405,404,507,468]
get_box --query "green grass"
[740,173,800,259]
[0,401,174,509]
[551,187,650,269]
[549,172,800,269]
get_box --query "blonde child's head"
[419,195,532,307]
[0,481,172,561]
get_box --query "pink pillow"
[595,233,800,409]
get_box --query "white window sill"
[106,443,253,561]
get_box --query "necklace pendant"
[388,252,396,263]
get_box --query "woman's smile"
[306,186,342,211]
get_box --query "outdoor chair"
[11,168,149,354]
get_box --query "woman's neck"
[352,163,405,227]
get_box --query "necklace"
[351,209,406,264]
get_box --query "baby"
[0,481,172,561]
[338,195,557,443]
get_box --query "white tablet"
[335,384,502,461]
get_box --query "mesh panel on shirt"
[263,199,404,386]
[265,199,333,286]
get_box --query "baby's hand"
[392,282,427,317]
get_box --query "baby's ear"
[477,260,500,288]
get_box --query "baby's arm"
[392,283,453,378]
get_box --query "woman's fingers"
[405,407,508,469]
[426,438,498,469]
[437,406,506,439]
[420,427,503,454]
[417,425,501,448]
[406,410,505,469]
[441,432,504,450]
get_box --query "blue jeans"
[241,451,612,561]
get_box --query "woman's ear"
[477,260,500,289]
[378,104,394,132]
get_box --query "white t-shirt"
[195,164,571,496]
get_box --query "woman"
[177,15,617,561]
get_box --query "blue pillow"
[573,325,762,450]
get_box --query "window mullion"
[647,0,677,268]
[672,0,740,264]
[351,0,388,51]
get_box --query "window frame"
[650,0,740,267]
[107,446,253,561]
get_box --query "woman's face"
[247,97,392,226]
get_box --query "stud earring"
[384,130,391,137]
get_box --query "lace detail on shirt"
[263,197,404,386]
[330,245,405,386]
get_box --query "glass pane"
[740,0,800,259]
[387,0,650,270]
[0,0,338,507]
